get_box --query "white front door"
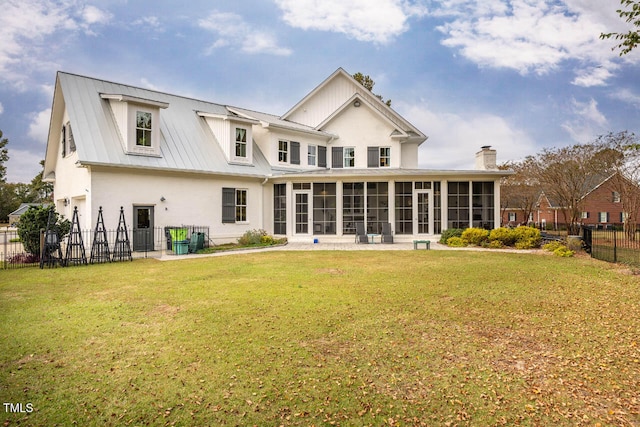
[414,190,433,235]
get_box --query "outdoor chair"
[381,222,394,244]
[355,222,368,243]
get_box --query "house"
[579,173,640,229]
[8,203,47,227]
[501,173,640,230]
[43,68,509,249]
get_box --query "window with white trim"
[612,191,621,203]
[278,140,288,163]
[379,147,390,167]
[343,147,355,168]
[308,145,317,166]
[136,111,152,147]
[222,188,248,223]
[235,128,247,158]
[598,212,609,223]
[508,212,516,222]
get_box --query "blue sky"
[1,0,639,183]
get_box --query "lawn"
[1,250,639,426]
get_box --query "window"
[612,191,621,203]
[472,182,494,229]
[367,182,388,234]
[222,188,247,223]
[313,183,336,234]
[61,122,76,158]
[395,182,413,235]
[581,212,589,219]
[136,111,152,147]
[235,128,247,157]
[308,145,317,166]
[278,140,288,162]
[273,184,286,234]
[379,147,390,167]
[447,182,470,229]
[508,212,517,222]
[343,147,355,168]
[318,146,327,168]
[598,212,609,223]
[343,182,365,234]
[290,141,300,165]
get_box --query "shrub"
[461,227,489,246]
[260,235,274,245]
[440,228,463,244]
[553,246,575,257]
[238,229,268,246]
[446,237,466,247]
[512,226,541,249]
[16,205,70,256]
[543,241,564,252]
[8,253,40,264]
[488,240,504,249]
[489,227,517,246]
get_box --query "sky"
[1,0,639,183]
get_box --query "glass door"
[414,190,432,235]
[294,192,311,235]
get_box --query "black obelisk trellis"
[39,210,63,269]
[112,207,132,262]
[90,206,111,264]
[65,206,88,266]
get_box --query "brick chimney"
[475,145,497,170]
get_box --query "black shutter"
[222,188,236,223]
[318,146,327,167]
[61,125,66,158]
[68,123,76,153]
[291,141,300,165]
[332,147,343,169]
[367,147,379,168]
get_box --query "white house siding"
[89,167,264,244]
[252,126,328,169]
[321,104,400,168]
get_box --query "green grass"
[1,251,639,426]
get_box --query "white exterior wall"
[53,110,92,229]
[253,126,328,169]
[400,143,419,169]
[89,168,265,243]
[322,103,401,168]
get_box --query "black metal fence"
[582,225,640,266]
[1,225,210,270]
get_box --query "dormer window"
[235,128,247,158]
[136,111,152,147]
[100,93,168,157]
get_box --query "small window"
[379,147,390,167]
[343,147,355,168]
[136,111,152,147]
[508,212,516,222]
[293,183,311,190]
[581,212,589,219]
[308,145,317,166]
[612,191,621,203]
[235,128,247,157]
[278,140,288,163]
[598,212,609,223]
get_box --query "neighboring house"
[501,174,640,230]
[501,192,561,229]
[8,203,47,227]
[43,68,509,249]
[579,173,640,228]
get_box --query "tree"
[0,129,8,182]
[16,205,70,257]
[352,72,392,107]
[499,158,541,226]
[600,0,640,56]
[27,160,53,203]
[530,142,618,235]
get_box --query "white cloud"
[432,0,630,86]
[0,0,111,89]
[27,109,52,144]
[399,101,537,169]
[5,149,43,184]
[561,98,608,143]
[610,88,640,109]
[198,11,292,56]
[275,0,428,44]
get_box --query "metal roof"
[55,72,273,178]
